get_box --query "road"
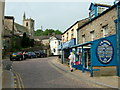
[12,57,104,88]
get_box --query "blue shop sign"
[91,35,116,66]
[96,39,114,64]
[62,38,76,49]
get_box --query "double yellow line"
[13,71,24,89]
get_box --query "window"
[62,35,64,41]
[67,32,69,41]
[102,25,108,37]
[26,22,28,26]
[90,9,95,19]
[82,34,85,43]
[71,29,74,39]
[90,31,94,41]
[58,41,60,45]
[98,7,107,15]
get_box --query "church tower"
[23,12,35,37]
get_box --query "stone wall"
[78,8,117,44]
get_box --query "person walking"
[68,52,74,72]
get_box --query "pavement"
[2,59,14,89]
[50,57,120,89]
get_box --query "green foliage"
[11,36,22,52]
[34,29,43,36]
[34,29,62,36]
[22,32,34,48]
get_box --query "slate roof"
[14,23,29,34]
[32,35,62,40]
[77,2,120,31]
[89,3,112,10]
[62,18,89,35]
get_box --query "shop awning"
[71,41,91,48]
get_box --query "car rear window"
[12,53,17,55]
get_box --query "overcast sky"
[5,0,115,32]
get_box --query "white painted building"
[49,35,61,55]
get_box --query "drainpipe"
[61,42,63,64]
[76,28,78,45]
[116,2,120,77]
[82,46,85,73]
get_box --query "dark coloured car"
[25,52,37,58]
[39,50,47,58]
[10,52,23,61]
[34,51,41,58]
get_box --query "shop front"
[72,35,117,77]
[61,38,76,64]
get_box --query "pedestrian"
[68,51,74,72]
[22,51,26,60]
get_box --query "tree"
[30,39,34,47]
[34,29,43,36]
[22,32,26,48]
[54,30,62,35]
[34,29,62,36]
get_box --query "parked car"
[34,51,41,58]
[10,52,23,61]
[25,52,37,58]
[38,50,47,58]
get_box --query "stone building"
[77,3,116,44]
[74,2,119,77]
[23,13,35,38]
[89,3,112,20]
[14,22,29,37]
[62,18,89,43]
[3,13,35,53]
[60,18,89,64]
[3,16,14,50]
[33,35,62,56]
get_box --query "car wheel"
[19,57,22,61]
[10,59,13,61]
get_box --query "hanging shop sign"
[96,39,114,64]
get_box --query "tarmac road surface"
[12,57,108,88]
